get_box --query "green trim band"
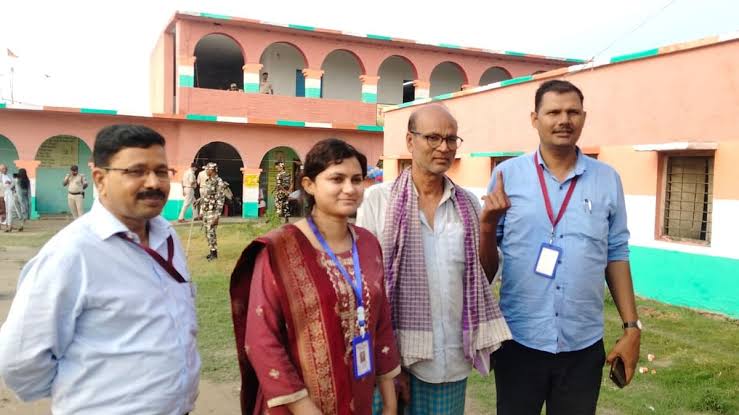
[244,83,259,93]
[288,24,315,31]
[366,34,392,41]
[243,202,259,218]
[504,51,526,57]
[566,58,587,63]
[433,93,455,100]
[200,12,231,20]
[81,108,117,115]
[186,114,218,122]
[610,48,659,64]
[438,43,461,49]
[304,87,321,98]
[631,246,739,318]
[276,120,305,127]
[179,74,194,88]
[357,125,383,132]
[361,92,377,103]
[500,75,533,86]
[470,151,525,158]
[0,103,6,109]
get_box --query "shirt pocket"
[577,199,610,242]
[444,224,466,266]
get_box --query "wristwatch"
[623,320,643,330]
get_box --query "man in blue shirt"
[479,80,641,414]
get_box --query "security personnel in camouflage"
[199,162,228,261]
[274,161,291,223]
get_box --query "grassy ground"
[9,219,737,414]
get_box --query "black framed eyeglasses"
[409,131,463,150]
[102,167,176,181]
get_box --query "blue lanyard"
[306,216,366,334]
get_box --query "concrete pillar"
[243,63,264,93]
[413,80,430,99]
[178,56,196,88]
[241,167,262,218]
[302,68,324,98]
[360,75,380,103]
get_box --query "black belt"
[69,192,83,195]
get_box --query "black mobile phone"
[609,356,627,388]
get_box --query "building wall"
[0,108,383,220]
[381,39,739,317]
[321,50,363,101]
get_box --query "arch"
[479,66,512,86]
[320,49,365,101]
[377,55,418,105]
[429,61,467,97]
[193,141,244,217]
[259,42,309,97]
[194,33,245,91]
[0,134,20,175]
[34,135,93,215]
[258,147,302,217]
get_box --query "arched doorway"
[429,61,466,96]
[0,134,19,175]
[479,66,512,86]
[321,49,363,101]
[258,147,301,216]
[194,34,245,91]
[193,142,244,217]
[34,135,92,215]
[259,43,308,97]
[377,55,417,105]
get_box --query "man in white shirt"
[0,124,201,415]
[1,164,14,231]
[356,105,510,414]
[178,162,198,223]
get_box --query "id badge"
[534,243,562,279]
[352,332,373,379]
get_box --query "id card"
[534,243,562,279]
[352,333,373,379]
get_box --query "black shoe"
[206,250,218,261]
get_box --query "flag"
[7,48,18,59]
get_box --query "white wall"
[430,62,464,97]
[321,50,362,101]
[377,56,415,105]
[260,43,305,97]
[479,67,512,85]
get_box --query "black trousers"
[493,339,605,415]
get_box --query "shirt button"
[556,286,560,290]
[559,235,564,239]
[559,185,563,190]
[557,260,562,264]
[555,313,559,317]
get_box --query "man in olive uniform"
[199,163,228,261]
[63,165,88,219]
[274,161,291,223]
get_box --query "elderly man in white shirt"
[0,124,200,415]
[178,162,198,222]
[1,163,14,231]
[356,104,510,414]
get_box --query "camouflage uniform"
[199,165,228,260]
[274,169,291,219]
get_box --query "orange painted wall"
[0,110,384,170]
[178,88,377,125]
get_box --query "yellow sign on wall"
[37,136,78,168]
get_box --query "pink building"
[381,33,739,317]
[0,11,569,219]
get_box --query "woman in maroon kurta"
[231,139,400,415]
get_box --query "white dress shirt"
[357,179,479,383]
[0,201,200,414]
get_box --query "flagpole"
[10,66,14,104]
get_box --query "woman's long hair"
[17,168,30,190]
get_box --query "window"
[662,156,713,243]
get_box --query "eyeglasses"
[102,167,176,181]
[409,131,463,150]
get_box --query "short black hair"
[534,80,584,112]
[70,165,78,171]
[93,124,166,166]
[190,162,198,168]
[302,138,367,210]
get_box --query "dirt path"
[0,221,240,415]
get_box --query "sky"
[0,0,737,112]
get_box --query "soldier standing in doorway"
[273,161,291,223]
[198,162,228,261]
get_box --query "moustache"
[136,190,166,200]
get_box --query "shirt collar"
[411,175,456,205]
[535,146,588,178]
[89,201,171,248]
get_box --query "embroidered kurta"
[231,224,400,415]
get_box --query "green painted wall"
[0,135,19,175]
[630,246,739,318]
[36,138,93,214]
